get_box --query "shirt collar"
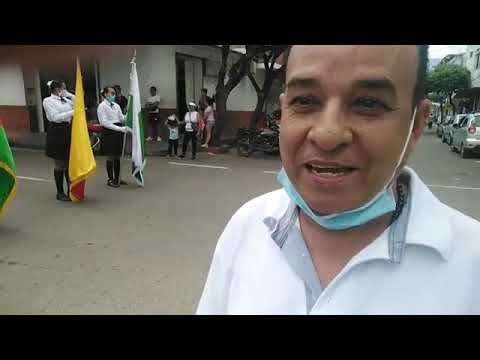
[401,166,453,261]
[266,166,453,264]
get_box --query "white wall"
[98,45,265,112]
[466,45,480,88]
[0,64,26,106]
[98,45,177,108]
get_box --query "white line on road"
[427,184,480,191]
[168,162,229,170]
[17,176,53,183]
[263,170,279,174]
[11,147,44,153]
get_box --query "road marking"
[11,147,44,153]
[17,175,53,183]
[427,184,480,191]
[263,170,279,174]
[168,162,229,170]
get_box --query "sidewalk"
[10,132,232,156]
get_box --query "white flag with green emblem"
[126,55,146,186]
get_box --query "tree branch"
[247,70,261,93]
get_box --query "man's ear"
[411,99,431,144]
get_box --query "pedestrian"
[145,86,162,142]
[113,85,128,114]
[201,96,216,148]
[165,114,180,157]
[97,86,131,188]
[199,88,208,112]
[179,102,199,160]
[197,45,480,315]
[42,79,75,201]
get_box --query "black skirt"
[102,125,124,156]
[46,122,71,161]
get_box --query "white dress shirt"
[197,167,480,315]
[42,95,74,124]
[97,100,126,132]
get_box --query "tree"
[246,45,287,131]
[426,63,471,117]
[212,45,274,145]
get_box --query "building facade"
[0,45,278,141]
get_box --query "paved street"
[1,129,480,314]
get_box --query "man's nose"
[306,104,353,152]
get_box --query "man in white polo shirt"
[196,45,480,315]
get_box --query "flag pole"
[120,50,137,181]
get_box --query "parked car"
[437,115,451,138]
[442,114,467,145]
[450,113,480,158]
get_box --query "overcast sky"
[429,45,467,59]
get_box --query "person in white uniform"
[197,45,480,315]
[43,79,75,202]
[97,86,131,188]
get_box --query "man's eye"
[289,96,320,111]
[352,97,393,114]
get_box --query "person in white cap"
[179,102,199,160]
[197,45,480,315]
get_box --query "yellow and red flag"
[69,58,96,201]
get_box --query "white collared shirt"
[97,100,126,132]
[42,94,74,124]
[197,167,480,315]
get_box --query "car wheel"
[460,144,470,159]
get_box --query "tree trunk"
[249,94,266,132]
[212,91,227,146]
[449,93,456,115]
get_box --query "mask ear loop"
[384,107,417,191]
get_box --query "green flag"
[126,54,146,186]
[0,119,17,215]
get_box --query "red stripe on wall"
[0,106,30,140]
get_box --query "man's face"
[150,88,156,96]
[280,45,431,214]
[115,87,121,96]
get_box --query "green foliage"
[426,64,471,96]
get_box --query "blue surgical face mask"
[277,108,417,230]
[107,95,116,103]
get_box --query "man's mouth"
[305,163,357,177]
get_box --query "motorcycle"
[236,111,280,157]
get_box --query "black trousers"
[182,131,197,158]
[168,139,179,156]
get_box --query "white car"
[450,113,480,158]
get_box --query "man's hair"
[202,88,208,93]
[150,86,157,92]
[283,45,429,107]
[113,85,121,91]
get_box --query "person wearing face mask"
[97,86,131,188]
[179,102,199,160]
[43,79,75,201]
[197,45,480,315]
